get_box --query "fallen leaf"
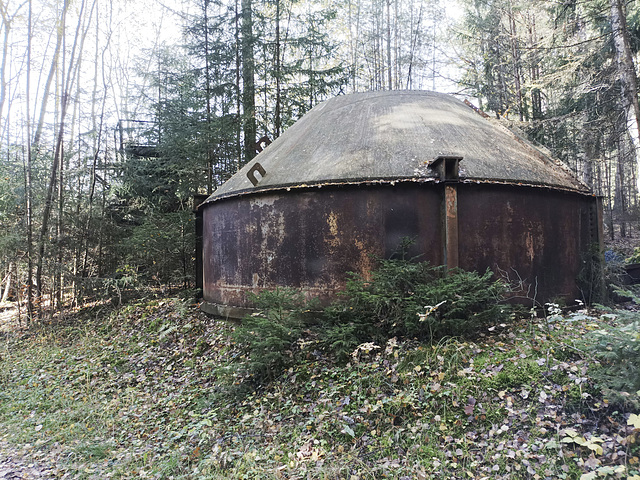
[341,425,355,437]
[579,473,597,480]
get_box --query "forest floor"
[0,438,56,479]
[0,296,638,479]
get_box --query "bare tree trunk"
[0,5,9,123]
[406,1,423,89]
[75,4,102,303]
[376,2,383,89]
[35,0,67,306]
[393,0,398,89]
[234,0,242,169]
[25,0,33,322]
[527,13,542,121]
[386,0,392,90]
[508,1,523,120]
[1,262,12,303]
[82,61,107,280]
[241,0,256,163]
[56,124,64,311]
[202,0,214,193]
[307,30,314,110]
[36,0,94,308]
[614,118,628,238]
[605,148,615,240]
[273,0,280,130]
[431,13,436,91]
[582,129,595,189]
[348,0,360,92]
[0,0,20,132]
[32,0,68,149]
[0,0,29,140]
[610,0,640,194]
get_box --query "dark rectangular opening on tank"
[445,158,459,180]
[431,155,463,182]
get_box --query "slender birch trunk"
[25,0,33,321]
[610,0,640,194]
[36,0,95,309]
[1,262,12,303]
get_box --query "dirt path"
[0,440,56,479]
[0,304,23,334]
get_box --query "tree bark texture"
[610,0,640,194]
[241,0,256,164]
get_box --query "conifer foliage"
[3,0,640,318]
[232,259,508,381]
[455,0,640,240]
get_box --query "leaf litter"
[0,299,638,479]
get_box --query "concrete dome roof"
[205,90,590,203]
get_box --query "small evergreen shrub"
[577,244,606,305]
[627,247,640,264]
[582,316,640,409]
[232,288,313,381]
[231,260,509,380]
[322,259,508,358]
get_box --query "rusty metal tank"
[199,91,603,317]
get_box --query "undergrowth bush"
[627,247,640,264]
[232,259,510,379]
[577,243,606,305]
[321,259,508,359]
[582,314,640,410]
[232,288,313,381]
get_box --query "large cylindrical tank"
[199,91,602,317]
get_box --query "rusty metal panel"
[456,184,597,304]
[202,184,443,308]
[203,180,600,311]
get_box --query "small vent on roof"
[429,156,463,182]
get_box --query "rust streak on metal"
[464,99,490,118]
[444,184,459,270]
